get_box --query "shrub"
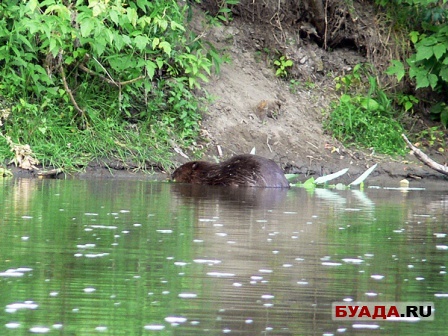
[0,0,226,168]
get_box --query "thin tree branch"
[402,133,448,176]
[78,63,145,86]
[59,64,85,119]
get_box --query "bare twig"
[120,76,145,85]
[79,63,117,86]
[92,56,116,84]
[402,134,448,176]
[306,140,319,150]
[266,135,272,152]
[78,63,145,87]
[60,65,85,119]
[37,168,63,177]
[324,0,328,50]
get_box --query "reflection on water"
[0,179,447,335]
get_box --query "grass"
[0,90,180,172]
[0,118,174,172]
[324,96,408,156]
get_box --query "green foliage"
[416,125,446,148]
[380,0,448,126]
[288,79,315,93]
[288,79,300,93]
[405,27,448,91]
[386,60,406,82]
[0,93,173,170]
[274,56,293,78]
[326,68,407,155]
[395,93,419,113]
[334,64,363,92]
[0,0,225,169]
[216,0,240,23]
[325,96,407,155]
[430,102,448,127]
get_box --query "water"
[0,179,447,335]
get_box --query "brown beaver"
[171,154,290,188]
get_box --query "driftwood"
[37,168,64,178]
[402,134,448,176]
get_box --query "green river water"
[0,179,447,335]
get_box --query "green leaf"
[80,19,94,38]
[420,36,438,47]
[303,177,316,189]
[104,28,114,45]
[134,35,148,51]
[152,37,159,50]
[127,8,138,26]
[90,0,106,17]
[109,10,119,25]
[113,33,124,51]
[145,60,156,80]
[415,45,434,61]
[340,94,351,104]
[386,60,405,82]
[188,77,195,88]
[95,40,106,56]
[170,21,185,31]
[441,110,448,127]
[64,56,74,65]
[433,43,446,60]
[439,67,448,82]
[285,173,299,181]
[415,72,430,89]
[159,41,171,56]
[44,4,71,20]
[17,35,34,51]
[154,58,163,69]
[137,0,147,13]
[360,98,379,111]
[26,0,39,13]
[404,101,412,111]
[428,73,438,89]
[409,31,420,44]
[156,18,168,31]
[122,34,131,45]
[49,38,58,57]
[196,73,209,82]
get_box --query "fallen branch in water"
[402,133,448,176]
[37,168,64,178]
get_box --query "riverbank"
[2,3,447,187]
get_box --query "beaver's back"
[172,154,289,188]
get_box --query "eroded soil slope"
[180,16,447,186]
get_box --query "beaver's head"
[172,161,214,183]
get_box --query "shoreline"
[3,154,447,189]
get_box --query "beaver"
[171,154,290,188]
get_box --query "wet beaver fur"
[172,154,289,188]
